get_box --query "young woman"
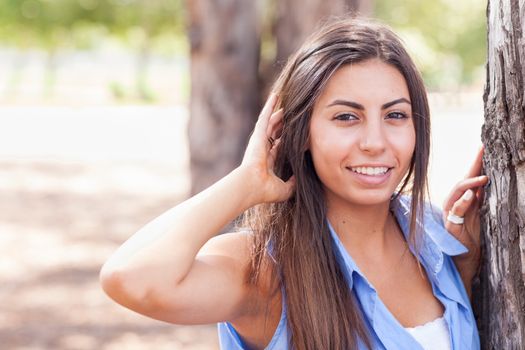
[100,17,488,350]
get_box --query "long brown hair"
[241,16,430,349]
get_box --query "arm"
[99,93,294,324]
[100,168,257,322]
[442,146,488,299]
[452,249,481,300]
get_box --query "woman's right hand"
[100,94,294,325]
[240,93,296,204]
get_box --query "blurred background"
[0,0,485,349]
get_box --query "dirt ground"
[0,107,219,349]
[0,159,219,350]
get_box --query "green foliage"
[0,0,186,49]
[375,0,486,88]
[0,0,186,103]
[109,81,126,100]
[0,0,486,90]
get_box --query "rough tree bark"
[186,1,260,195]
[475,0,525,348]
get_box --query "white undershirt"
[404,316,452,350]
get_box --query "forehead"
[315,59,411,108]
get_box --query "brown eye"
[386,112,408,120]
[334,113,358,121]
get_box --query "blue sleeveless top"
[217,195,481,349]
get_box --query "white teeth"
[350,166,389,176]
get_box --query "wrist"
[453,250,481,280]
[229,166,265,209]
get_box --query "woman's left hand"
[442,146,489,294]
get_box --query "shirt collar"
[327,194,468,287]
[391,195,468,274]
[327,220,361,289]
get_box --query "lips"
[346,166,393,186]
[349,166,391,176]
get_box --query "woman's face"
[309,58,416,207]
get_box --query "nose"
[359,118,386,154]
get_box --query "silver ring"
[447,212,464,225]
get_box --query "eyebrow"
[326,97,411,110]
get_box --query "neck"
[326,196,395,257]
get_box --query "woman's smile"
[347,165,394,186]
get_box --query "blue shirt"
[217,195,481,349]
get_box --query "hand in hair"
[241,92,296,204]
[442,145,489,298]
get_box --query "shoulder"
[199,231,253,265]
[209,233,284,348]
[199,230,281,309]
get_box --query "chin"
[352,194,393,206]
[334,189,395,207]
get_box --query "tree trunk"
[475,0,525,348]
[186,0,260,195]
[186,0,374,195]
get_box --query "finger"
[266,113,283,154]
[257,93,278,125]
[252,93,278,143]
[475,176,488,200]
[267,109,284,139]
[267,137,282,169]
[465,145,484,179]
[447,190,475,226]
[443,175,488,211]
[477,185,485,204]
[269,137,281,151]
[267,139,277,168]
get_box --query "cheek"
[309,135,355,188]
[309,131,353,164]
[309,138,331,172]
[389,127,416,164]
[407,128,416,155]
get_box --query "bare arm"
[442,146,488,300]
[99,93,294,324]
[99,168,256,314]
[453,252,481,300]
